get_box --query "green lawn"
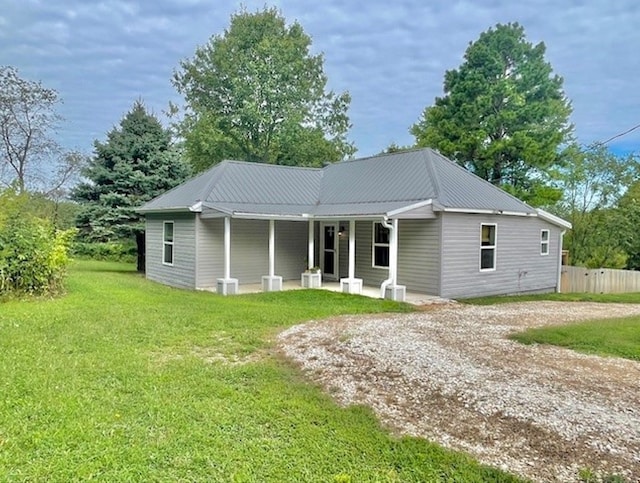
[461,292,640,305]
[0,260,520,482]
[511,317,640,361]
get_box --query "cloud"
[1,0,639,157]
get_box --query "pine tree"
[72,101,191,271]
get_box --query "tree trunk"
[136,231,146,273]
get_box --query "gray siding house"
[137,148,570,301]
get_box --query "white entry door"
[321,223,338,280]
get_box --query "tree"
[555,144,637,268]
[173,6,354,171]
[0,66,84,195]
[411,23,573,205]
[617,177,640,270]
[72,101,191,272]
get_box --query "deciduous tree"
[411,23,573,205]
[72,101,191,272]
[173,6,354,171]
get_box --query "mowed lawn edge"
[461,292,640,362]
[511,317,640,361]
[0,260,522,482]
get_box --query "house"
[136,148,571,301]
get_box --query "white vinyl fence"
[561,266,640,294]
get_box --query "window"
[372,222,390,268]
[480,224,496,271]
[163,221,174,265]
[540,229,550,256]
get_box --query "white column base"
[384,284,406,302]
[340,277,363,295]
[301,271,322,288]
[217,278,239,296]
[261,275,283,292]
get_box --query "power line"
[600,122,640,145]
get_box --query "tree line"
[1,7,638,295]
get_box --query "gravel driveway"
[277,302,640,482]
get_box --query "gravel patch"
[277,302,640,482]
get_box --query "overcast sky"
[2,0,639,159]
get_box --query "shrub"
[0,190,76,298]
[71,240,136,262]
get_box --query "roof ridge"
[337,146,431,164]
[222,159,323,171]
[199,160,231,202]
[422,150,443,204]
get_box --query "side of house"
[439,213,562,298]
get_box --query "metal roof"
[138,148,549,221]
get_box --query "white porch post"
[262,219,283,292]
[308,219,315,269]
[382,218,406,302]
[224,216,231,279]
[390,218,398,285]
[348,219,356,279]
[269,219,275,277]
[301,219,321,288]
[217,216,238,295]
[340,219,362,295]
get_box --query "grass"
[0,260,521,482]
[461,292,640,305]
[511,317,640,361]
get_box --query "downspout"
[380,217,396,298]
[557,230,566,293]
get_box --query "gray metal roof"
[138,148,537,218]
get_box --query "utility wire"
[599,122,640,145]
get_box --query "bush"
[0,215,76,297]
[71,240,136,262]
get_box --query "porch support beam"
[217,216,238,295]
[381,218,406,302]
[308,220,315,269]
[340,219,362,295]
[262,219,282,292]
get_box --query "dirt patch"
[277,302,640,482]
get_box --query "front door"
[321,223,338,280]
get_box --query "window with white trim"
[372,222,390,268]
[163,221,174,265]
[540,229,550,256]
[480,224,496,271]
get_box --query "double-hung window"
[540,229,550,255]
[480,224,496,271]
[163,221,174,265]
[372,222,390,268]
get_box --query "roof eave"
[536,209,572,229]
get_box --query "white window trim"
[372,222,390,269]
[540,229,550,256]
[162,221,174,266]
[479,223,497,272]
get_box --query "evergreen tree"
[72,101,190,271]
[411,23,573,205]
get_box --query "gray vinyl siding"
[195,217,223,288]
[275,221,308,279]
[440,213,560,299]
[229,219,269,283]
[397,218,440,294]
[145,213,196,289]
[354,219,440,294]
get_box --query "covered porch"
[231,280,450,306]
[212,214,413,302]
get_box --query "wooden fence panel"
[561,266,640,293]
